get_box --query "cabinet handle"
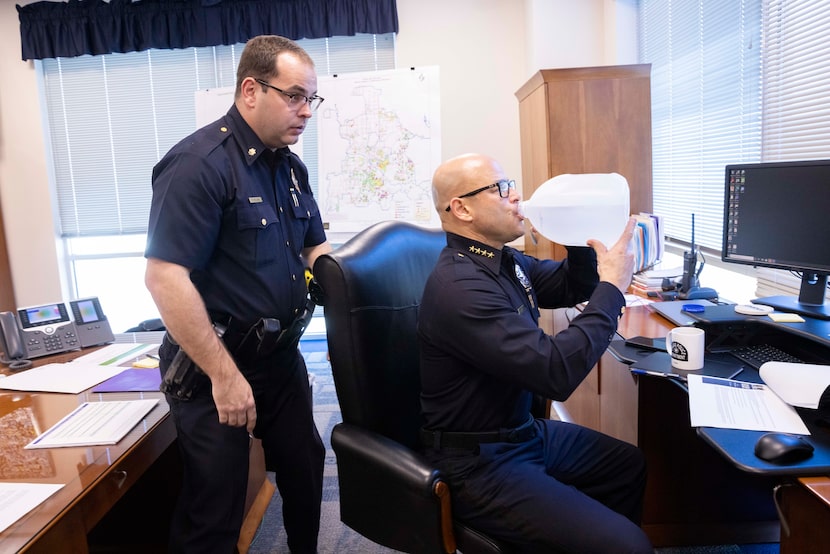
[111,470,127,489]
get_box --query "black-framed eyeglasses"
[254,78,325,111]
[445,179,516,211]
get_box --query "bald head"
[432,153,524,248]
[432,153,504,213]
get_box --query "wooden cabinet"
[515,64,652,261]
[515,65,653,444]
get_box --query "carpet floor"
[246,338,780,554]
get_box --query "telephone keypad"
[25,324,80,356]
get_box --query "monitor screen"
[723,159,830,319]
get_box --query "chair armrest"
[331,422,455,553]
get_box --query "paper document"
[71,342,158,366]
[760,361,830,409]
[0,362,127,394]
[25,399,159,449]
[0,483,64,533]
[687,374,809,435]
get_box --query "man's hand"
[211,369,257,433]
[588,217,637,294]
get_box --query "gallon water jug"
[520,173,630,247]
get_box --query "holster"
[159,323,226,401]
[235,297,316,362]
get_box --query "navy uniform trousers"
[164,344,324,554]
[430,419,654,553]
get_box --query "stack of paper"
[631,265,682,296]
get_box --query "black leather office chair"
[314,220,514,554]
[124,317,165,333]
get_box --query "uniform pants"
[429,419,654,553]
[164,345,324,554]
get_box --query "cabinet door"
[550,307,638,445]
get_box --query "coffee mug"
[666,327,705,370]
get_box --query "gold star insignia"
[468,245,494,258]
[248,147,257,156]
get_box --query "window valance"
[17,0,399,60]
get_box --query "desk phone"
[0,297,115,369]
[1,302,79,361]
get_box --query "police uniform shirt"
[146,104,326,327]
[418,232,625,433]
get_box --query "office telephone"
[0,297,115,370]
[69,297,115,347]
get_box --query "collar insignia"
[468,245,495,258]
[248,147,257,157]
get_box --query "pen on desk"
[728,367,745,380]
[631,368,671,378]
[147,354,160,360]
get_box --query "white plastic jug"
[520,173,630,247]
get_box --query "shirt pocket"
[289,188,319,220]
[236,203,280,267]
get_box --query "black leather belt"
[420,417,537,450]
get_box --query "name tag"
[248,196,263,204]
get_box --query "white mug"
[666,327,705,370]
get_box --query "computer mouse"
[754,432,814,464]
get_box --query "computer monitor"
[723,159,830,320]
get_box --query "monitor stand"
[753,272,830,320]
[753,296,830,321]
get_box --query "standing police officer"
[145,35,331,553]
[418,153,653,553]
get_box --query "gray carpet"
[247,339,779,554]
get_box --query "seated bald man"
[417,153,654,553]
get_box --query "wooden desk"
[549,304,782,547]
[0,344,272,553]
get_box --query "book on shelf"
[631,212,665,273]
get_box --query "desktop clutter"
[624,298,830,468]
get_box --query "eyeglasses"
[445,179,516,211]
[254,78,324,111]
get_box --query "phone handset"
[0,311,32,371]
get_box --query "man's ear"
[239,77,259,108]
[447,199,474,222]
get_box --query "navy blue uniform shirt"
[418,232,625,432]
[146,105,326,327]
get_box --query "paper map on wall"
[317,67,442,234]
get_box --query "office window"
[756,1,830,298]
[640,1,830,301]
[38,34,395,332]
[639,0,763,251]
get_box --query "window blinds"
[757,0,830,299]
[639,0,762,250]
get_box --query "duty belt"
[420,416,537,450]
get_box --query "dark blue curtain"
[17,0,399,60]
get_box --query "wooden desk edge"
[798,476,830,509]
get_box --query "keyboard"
[728,344,804,370]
